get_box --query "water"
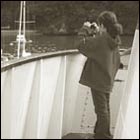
[1,30,134,56]
[1,31,78,55]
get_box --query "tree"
[1,1,139,34]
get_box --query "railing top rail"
[1,49,79,72]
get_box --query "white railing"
[1,50,129,139]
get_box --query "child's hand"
[82,22,93,36]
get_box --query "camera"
[83,21,99,37]
[83,21,99,30]
[78,21,99,37]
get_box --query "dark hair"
[98,11,123,39]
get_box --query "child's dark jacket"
[78,33,120,93]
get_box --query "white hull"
[1,50,132,139]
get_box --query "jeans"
[91,88,113,139]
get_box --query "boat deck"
[1,50,130,139]
[62,133,94,139]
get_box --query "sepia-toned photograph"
[1,1,139,139]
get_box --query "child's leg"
[91,88,112,139]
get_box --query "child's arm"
[77,36,99,58]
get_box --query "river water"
[1,30,134,56]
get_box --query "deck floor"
[62,133,94,139]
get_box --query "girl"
[77,11,122,139]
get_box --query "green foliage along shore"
[1,1,139,35]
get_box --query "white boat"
[10,1,32,58]
[0,49,127,139]
[1,2,139,139]
[1,24,139,139]
[1,26,10,30]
